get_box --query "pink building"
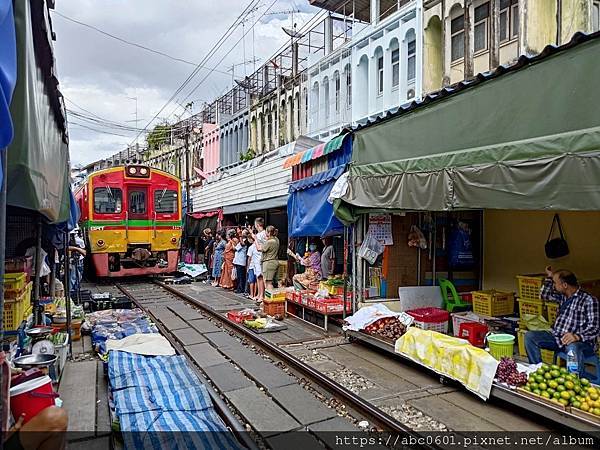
[202,123,220,174]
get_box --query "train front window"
[154,189,178,214]
[129,190,146,214]
[94,187,122,214]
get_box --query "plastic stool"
[458,322,488,347]
[554,351,600,384]
[438,278,472,313]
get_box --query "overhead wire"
[127,0,262,146]
[52,10,232,76]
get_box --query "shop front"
[283,133,354,329]
[330,32,600,428]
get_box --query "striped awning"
[283,133,347,168]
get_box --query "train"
[74,165,182,277]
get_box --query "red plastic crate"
[406,307,450,334]
[227,310,255,323]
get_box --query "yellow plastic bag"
[521,314,551,331]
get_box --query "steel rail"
[115,283,260,450]
[152,281,441,450]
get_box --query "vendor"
[4,407,68,450]
[524,266,600,376]
[289,240,322,289]
[321,237,335,280]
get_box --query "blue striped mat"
[108,352,242,450]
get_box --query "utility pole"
[185,125,191,214]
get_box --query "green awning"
[6,0,70,223]
[338,34,600,218]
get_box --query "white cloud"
[53,0,318,165]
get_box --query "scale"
[25,326,55,357]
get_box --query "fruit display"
[244,318,268,329]
[362,317,407,341]
[522,363,600,415]
[495,357,528,386]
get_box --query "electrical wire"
[52,10,232,77]
[128,0,262,146]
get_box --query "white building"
[306,0,423,140]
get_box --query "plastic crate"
[517,329,527,357]
[264,288,287,302]
[546,302,558,325]
[516,274,544,300]
[541,349,555,365]
[518,298,545,318]
[2,284,29,330]
[472,290,515,317]
[517,329,555,364]
[311,297,351,315]
[262,301,285,316]
[451,311,484,337]
[3,272,26,292]
[227,310,255,323]
[406,307,450,334]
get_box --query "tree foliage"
[146,124,172,150]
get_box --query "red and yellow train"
[75,165,182,277]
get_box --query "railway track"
[115,280,441,450]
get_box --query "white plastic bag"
[358,231,384,264]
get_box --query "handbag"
[545,214,569,259]
[231,266,237,281]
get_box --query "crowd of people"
[201,218,281,304]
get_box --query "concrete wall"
[483,210,600,292]
[560,0,590,43]
[423,13,443,93]
[523,0,557,55]
[201,123,220,174]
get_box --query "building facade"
[423,0,600,93]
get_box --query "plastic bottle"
[566,349,578,374]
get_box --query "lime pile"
[523,364,600,415]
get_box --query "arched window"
[323,76,330,120]
[333,71,341,114]
[390,39,400,89]
[405,30,416,83]
[450,4,465,62]
[344,64,352,108]
[374,47,384,96]
[311,81,319,126]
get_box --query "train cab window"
[94,187,122,214]
[154,189,178,214]
[129,191,147,214]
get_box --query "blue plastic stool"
[554,351,600,384]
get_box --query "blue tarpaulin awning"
[288,165,346,238]
[0,0,17,184]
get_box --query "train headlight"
[128,167,137,175]
[171,237,178,244]
[140,167,148,175]
[97,239,105,247]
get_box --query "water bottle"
[566,349,578,374]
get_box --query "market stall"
[332,32,600,431]
[283,133,353,330]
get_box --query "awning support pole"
[0,148,7,444]
[64,230,72,358]
[33,215,42,326]
[342,226,348,320]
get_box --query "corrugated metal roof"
[353,31,600,133]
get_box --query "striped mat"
[108,352,242,450]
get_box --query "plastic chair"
[438,278,472,313]
[553,351,600,384]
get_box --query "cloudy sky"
[52,0,318,166]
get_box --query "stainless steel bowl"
[25,327,54,339]
[13,353,58,369]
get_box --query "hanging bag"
[545,214,569,259]
[231,266,237,281]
